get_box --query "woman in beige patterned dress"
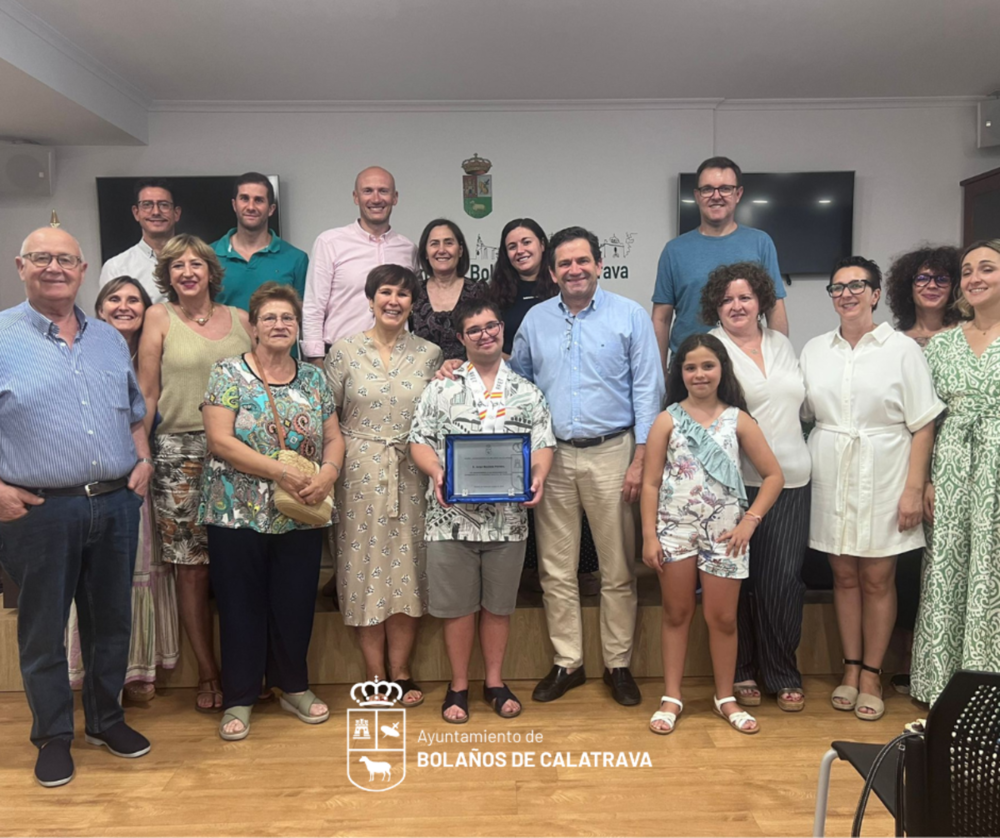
[325,264,443,706]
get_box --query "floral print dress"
[324,331,443,626]
[656,405,749,579]
[910,327,1000,704]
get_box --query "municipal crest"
[346,678,406,792]
[462,153,492,219]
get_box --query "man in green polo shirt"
[213,172,309,312]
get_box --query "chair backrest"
[924,669,1000,837]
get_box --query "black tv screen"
[96,175,282,264]
[677,171,854,275]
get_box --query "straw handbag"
[254,353,333,527]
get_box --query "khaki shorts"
[426,539,526,618]
[152,431,209,566]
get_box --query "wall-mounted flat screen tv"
[677,171,854,276]
[96,175,282,265]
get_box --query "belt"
[30,477,129,498]
[556,428,630,449]
[342,427,408,518]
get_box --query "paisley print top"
[199,355,336,533]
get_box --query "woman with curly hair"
[885,245,964,347]
[138,234,253,713]
[883,245,963,694]
[701,262,812,712]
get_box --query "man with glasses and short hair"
[212,172,309,313]
[100,178,181,303]
[410,298,555,723]
[651,156,788,371]
[1,227,154,787]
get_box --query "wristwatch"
[137,457,154,466]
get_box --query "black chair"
[813,669,1000,837]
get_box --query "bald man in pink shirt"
[302,167,419,363]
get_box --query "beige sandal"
[855,664,885,721]
[734,681,762,707]
[831,659,861,711]
[649,696,683,735]
[713,695,759,735]
[777,688,805,712]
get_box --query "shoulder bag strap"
[251,350,287,451]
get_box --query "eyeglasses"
[464,320,502,341]
[913,273,952,288]
[135,200,174,212]
[259,313,298,326]
[826,280,872,297]
[696,184,739,198]
[22,252,83,268]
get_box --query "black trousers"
[207,525,323,709]
[735,485,810,692]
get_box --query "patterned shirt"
[199,355,336,533]
[0,301,146,488]
[409,361,556,542]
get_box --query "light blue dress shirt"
[510,286,664,444]
[0,301,146,488]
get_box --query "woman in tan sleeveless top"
[138,234,252,714]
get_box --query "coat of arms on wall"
[462,153,492,219]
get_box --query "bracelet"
[137,457,154,466]
[321,461,341,476]
[744,511,763,525]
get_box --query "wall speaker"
[978,100,1000,149]
[0,144,54,196]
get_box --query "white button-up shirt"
[99,239,165,303]
[800,322,943,557]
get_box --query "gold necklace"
[178,301,214,326]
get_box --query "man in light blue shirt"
[651,156,789,367]
[511,226,664,708]
[0,228,154,787]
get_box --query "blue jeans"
[0,487,141,747]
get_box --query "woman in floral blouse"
[200,282,345,741]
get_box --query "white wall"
[1,100,996,350]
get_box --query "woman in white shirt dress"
[704,262,812,712]
[800,257,942,722]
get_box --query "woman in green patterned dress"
[911,239,1000,705]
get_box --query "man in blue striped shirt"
[511,227,665,708]
[0,227,155,787]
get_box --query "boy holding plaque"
[410,299,556,724]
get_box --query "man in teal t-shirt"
[213,172,309,312]
[651,156,788,369]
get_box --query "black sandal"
[394,678,425,708]
[483,683,522,719]
[441,685,469,724]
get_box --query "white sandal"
[713,695,759,735]
[649,696,683,735]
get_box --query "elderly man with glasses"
[651,156,789,372]
[100,177,182,303]
[0,228,154,787]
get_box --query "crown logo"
[350,677,404,707]
[461,153,492,175]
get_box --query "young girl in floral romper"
[641,334,784,735]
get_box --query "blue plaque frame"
[444,433,532,504]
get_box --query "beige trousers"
[534,432,637,670]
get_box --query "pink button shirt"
[302,220,419,358]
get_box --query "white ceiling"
[10,0,1000,103]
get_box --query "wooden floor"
[0,675,926,837]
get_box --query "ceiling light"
[681,199,695,204]
[818,198,832,204]
[752,199,768,204]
